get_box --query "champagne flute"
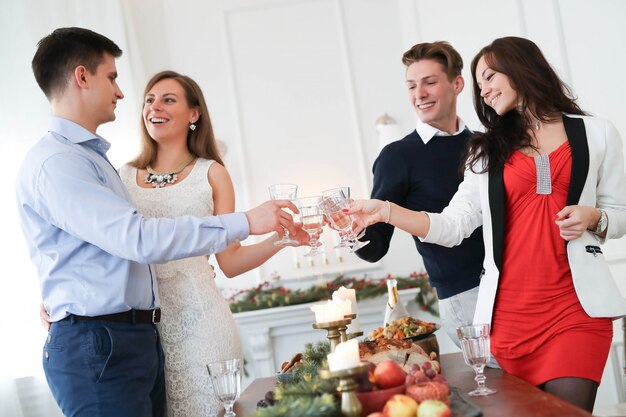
[456,324,497,396]
[206,358,242,417]
[319,190,369,252]
[268,183,299,246]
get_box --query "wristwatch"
[595,209,608,234]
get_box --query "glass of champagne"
[319,190,369,253]
[456,324,497,396]
[206,358,242,417]
[296,196,324,257]
[268,183,299,246]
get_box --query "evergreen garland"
[228,272,439,316]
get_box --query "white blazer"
[422,114,626,325]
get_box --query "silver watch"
[595,209,608,234]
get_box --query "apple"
[366,413,385,417]
[374,360,407,389]
[417,399,451,417]
[382,394,418,417]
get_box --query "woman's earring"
[189,121,197,131]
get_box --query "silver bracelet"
[384,200,391,223]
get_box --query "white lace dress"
[119,158,243,417]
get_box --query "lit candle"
[333,287,361,332]
[327,339,360,372]
[311,300,344,323]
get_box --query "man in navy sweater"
[356,42,484,347]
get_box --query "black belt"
[63,308,161,324]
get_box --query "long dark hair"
[129,70,224,168]
[466,37,585,173]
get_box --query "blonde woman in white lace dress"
[119,71,310,417]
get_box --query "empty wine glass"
[268,183,299,246]
[319,190,369,253]
[296,196,324,257]
[207,358,242,417]
[456,324,497,396]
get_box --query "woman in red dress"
[348,37,626,412]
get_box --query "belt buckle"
[152,308,161,324]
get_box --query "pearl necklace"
[145,154,196,188]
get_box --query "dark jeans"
[43,318,165,417]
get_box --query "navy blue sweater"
[356,129,484,299]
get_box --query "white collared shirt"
[415,118,467,144]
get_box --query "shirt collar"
[415,117,466,144]
[48,116,111,152]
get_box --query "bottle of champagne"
[385,279,409,325]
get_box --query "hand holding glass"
[456,324,497,396]
[319,190,369,252]
[322,187,365,246]
[268,183,299,246]
[207,358,242,417]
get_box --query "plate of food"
[368,317,440,341]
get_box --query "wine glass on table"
[296,196,324,257]
[268,183,299,246]
[206,358,242,417]
[319,190,369,253]
[456,323,497,396]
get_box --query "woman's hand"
[345,199,387,235]
[555,205,602,240]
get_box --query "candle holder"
[319,363,369,417]
[342,314,364,340]
[312,318,351,352]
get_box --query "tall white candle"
[332,298,352,316]
[333,287,361,332]
[327,339,360,372]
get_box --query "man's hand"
[555,205,601,241]
[40,303,51,332]
[245,200,300,236]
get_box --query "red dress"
[491,141,612,385]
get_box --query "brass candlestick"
[319,363,369,417]
[312,318,351,352]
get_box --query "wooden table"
[222,352,592,416]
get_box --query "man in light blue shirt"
[16,27,298,417]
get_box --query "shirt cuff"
[219,212,250,244]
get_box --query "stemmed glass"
[322,187,366,247]
[456,324,497,396]
[319,190,369,253]
[296,196,324,257]
[268,183,299,246]
[206,358,242,417]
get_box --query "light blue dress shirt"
[16,117,250,321]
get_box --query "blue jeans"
[44,318,165,417]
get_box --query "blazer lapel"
[489,167,506,272]
[563,115,589,206]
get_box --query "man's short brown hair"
[402,41,463,81]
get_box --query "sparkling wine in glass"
[319,190,369,253]
[296,196,324,257]
[207,358,242,417]
[456,324,497,396]
[322,187,365,245]
[268,183,299,246]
